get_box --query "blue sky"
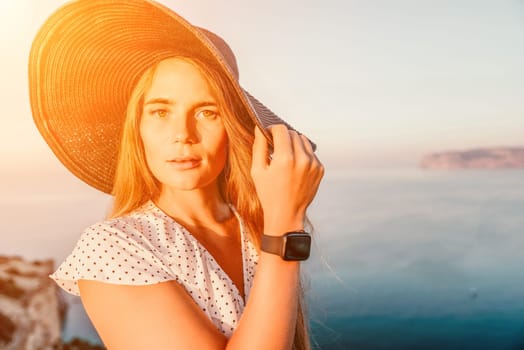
[1,0,523,171]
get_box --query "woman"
[29,1,323,349]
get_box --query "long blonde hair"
[110,56,310,350]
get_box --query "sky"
[1,0,523,173]
[0,1,522,332]
[0,0,521,280]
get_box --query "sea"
[4,167,524,349]
[304,168,524,349]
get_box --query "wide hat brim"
[29,0,316,194]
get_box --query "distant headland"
[420,146,524,170]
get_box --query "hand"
[251,124,324,235]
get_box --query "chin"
[160,176,217,193]
[164,182,201,192]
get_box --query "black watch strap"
[261,231,311,261]
[261,234,283,256]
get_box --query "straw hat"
[29,0,315,194]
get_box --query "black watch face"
[284,234,311,261]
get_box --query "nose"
[169,111,197,144]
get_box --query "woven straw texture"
[29,0,313,194]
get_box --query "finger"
[252,126,269,168]
[301,134,323,168]
[290,130,307,158]
[300,134,323,178]
[300,134,314,156]
[270,124,292,158]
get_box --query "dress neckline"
[144,200,249,306]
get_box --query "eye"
[150,109,168,118]
[196,109,218,120]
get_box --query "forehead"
[144,57,215,101]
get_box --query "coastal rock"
[0,255,64,350]
[420,147,524,170]
[52,337,106,350]
[0,256,106,350]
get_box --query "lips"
[166,156,201,170]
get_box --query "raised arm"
[78,125,323,350]
[229,125,323,349]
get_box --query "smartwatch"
[261,231,311,261]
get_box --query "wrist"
[261,231,311,261]
[264,220,304,237]
[260,250,301,267]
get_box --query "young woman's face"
[139,57,228,194]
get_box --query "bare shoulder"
[78,279,227,350]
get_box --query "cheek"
[204,126,228,174]
[139,121,159,165]
[215,129,229,162]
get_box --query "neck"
[155,183,232,228]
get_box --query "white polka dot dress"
[49,200,259,337]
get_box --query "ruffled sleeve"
[50,220,174,296]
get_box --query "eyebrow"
[144,98,217,110]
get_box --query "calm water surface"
[306,168,524,349]
[56,168,524,349]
